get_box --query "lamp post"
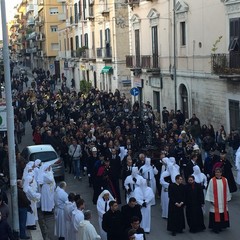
[173,0,177,113]
[0,0,19,237]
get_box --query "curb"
[27,222,44,240]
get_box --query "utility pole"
[0,0,19,237]
[173,0,177,112]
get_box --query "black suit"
[110,155,122,204]
[102,210,124,240]
[121,204,142,230]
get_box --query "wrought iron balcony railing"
[126,55,160,69]
[211,53,240,75]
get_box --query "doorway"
[180,84,189,118]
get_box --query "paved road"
[15,65,240,240]
[18,120,240,240]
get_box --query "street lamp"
[173,0,177,113]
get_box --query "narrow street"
[17,119,240,240]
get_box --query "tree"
[80,80,92,93]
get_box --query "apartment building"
[58,0,130,94]
[9,1,28,65]
[127,0,240,132]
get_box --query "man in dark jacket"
[121,197,142,230]
[0,211,15,240]
[17,180,31,239]
[125,216,146,240]
[102,200,124,240]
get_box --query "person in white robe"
[34,159,42,208]
[96,190,114,240]
[124,167,144,203]
[134,178,154,233]
[54,181,68,239]
[192,165,207,190]
[64,193,76,240]
[167,157,180,183]
[160,157,170,219]
[40,163,56,212]
[139,158,158,196]
[192,165,208,214]
[235,147,240,185]
[205,167,231,233]
[23,174,41,228]
[22,161,35,182]
[72,198,85,240]
[78,210,101,240]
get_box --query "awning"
[101,66,113,74]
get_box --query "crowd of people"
[0,66,240,239]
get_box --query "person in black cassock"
[102,200,124,240]
[213,149,237,193]
[185,175,206,233]
[167,174,185,236]
[121,197,142,230]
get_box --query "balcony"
[35,18,44,26]
[36,33,45,41]
[27,18,35,27]
[26,31,37,40]
[96,47,112,59]
[58,12,67,21]
[86,6,94,20]
[211,53,240,76]
[128,0,140,8]
[26,4,34,14]
[26,47,37,54]
[126,55,160,70]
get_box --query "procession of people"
[0,65,240,239]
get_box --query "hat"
[193,144,200,151]
[220,149,227,154]
[163,107,167,109]
[181,130,186,134]
[92,147,97,152]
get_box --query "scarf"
[212,177,228,222]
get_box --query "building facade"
[127,0,240,132]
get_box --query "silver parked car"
[21,144,65,180]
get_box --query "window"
[100,30,103,48]
[105,28,110,45]
[180,21,186,46]
[92,31,95,49]
[50,25,58,32]
[229,37,239,51]
[151,26,158,68]
[229,100,240,131]
[74,3,78,23]
[229,18,240,51]
[84,33,88,47]
[75,35,79,49]
[50,8,58,15]
[78,1,81,20]
[135,29,140,67]
[51,43,59,50]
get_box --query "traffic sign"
[50,64,54,69]
[130,87,140,96]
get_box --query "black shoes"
[20,236,30,239]
[27,225,36,230]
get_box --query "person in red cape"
[205,167,231,233]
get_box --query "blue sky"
[0,0,22,40]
